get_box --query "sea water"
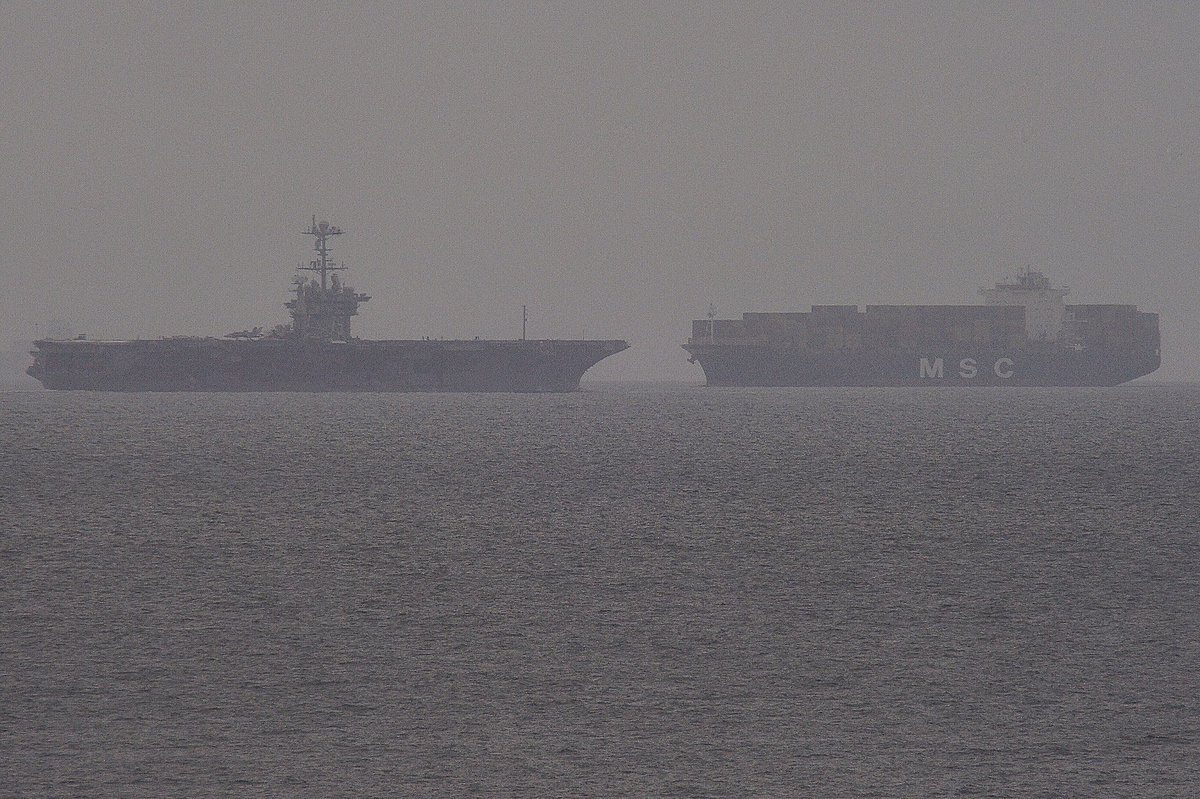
[3,384,1198,796]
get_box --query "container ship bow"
[684,270,1159,386]
[28,219,627,392]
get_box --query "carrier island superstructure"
[684,270,1159,386]
[28,219,628,392]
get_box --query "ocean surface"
[3,383,1198,797]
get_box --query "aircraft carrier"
[27,219,628,392]
[684,270,1159,386]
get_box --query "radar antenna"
[298,215,345,290]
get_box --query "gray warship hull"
[28,217,628,393]
[27,338,628,393]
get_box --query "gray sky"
[2,2,1197,380]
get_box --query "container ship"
[27,219,628,392]
[684,270,1159,386]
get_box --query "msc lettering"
[919,357,1014,379]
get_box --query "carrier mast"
[286,217,370,340]
[299,216,344,290]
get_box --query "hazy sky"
[2,2,1197,380]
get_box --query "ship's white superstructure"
[980,269,1069,342]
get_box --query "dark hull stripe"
[682,346,1161,387]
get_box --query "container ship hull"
[685,272,1160,387]
[684,343,1159,387]
[28,338,628,393]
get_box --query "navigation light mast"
[298,216,345,290]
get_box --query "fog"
[2,2,1197,380]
